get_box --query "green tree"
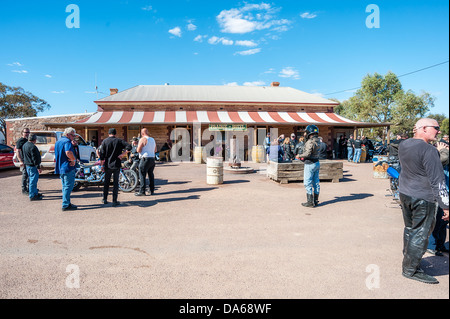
[336,72,435,139]
[0,82,51,140]
[428,113,449,136]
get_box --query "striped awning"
[75,111,367,126]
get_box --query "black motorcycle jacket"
[297,135,320,164]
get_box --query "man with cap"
[287,133,298,160]
[296,125,321,207]
[99,128,130,206]
[22,133,43,201]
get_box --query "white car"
[13,131,97,170]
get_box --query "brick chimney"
[271,82,280,87]
[110,88,119,95]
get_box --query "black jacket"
[22,141,41,168]
[100,136,130,169]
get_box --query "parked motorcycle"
[376,158,400,201]
[73,161,138,192]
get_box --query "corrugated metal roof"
[96,85,338,105]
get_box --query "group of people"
[16,127,157,210]
[264,131,328,163]
[342,134,373,163]
[263,126,324,208]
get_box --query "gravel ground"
[0,160,448,299]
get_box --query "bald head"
[141,128,149,137]
[413,118,440,143]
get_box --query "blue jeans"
[353,148,362,163]
[26,166,39,198]
[304,161,320,195]
[60,170,75,208]
[347,147,353,161]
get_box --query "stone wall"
[5,114,92,146]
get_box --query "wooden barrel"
[251,145,266,163]
[360,148,367,162]
[207,157,223,184]
[194,146,204,164]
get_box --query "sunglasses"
[423,126,440,131]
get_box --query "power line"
[324,60,449,96]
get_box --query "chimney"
[110,88,119,95]
[271,82,280,87]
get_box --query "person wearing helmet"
[296,125,321,207]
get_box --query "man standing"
[398,118,449,284]
[22,134,43,201]
[135,128,157,197]
[296,125,321,207]
[287,133,298,160]
[15,128,31,195]
[99,128,130,206]
[347,134,354,162]
[318,136,328,160]
[352,136,362,163]
[55,127,78,211]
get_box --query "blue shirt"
[55,136,76,174]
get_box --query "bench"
[267,160,343,184]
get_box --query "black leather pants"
[399,193,437,276]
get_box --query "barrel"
[194,146,204,164]
[207,157,223,184]
[360,148,367,163]
[251,145,266,163]
[373,155,389,179]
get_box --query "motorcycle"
[73,160,138,192]
[375,158,400,201]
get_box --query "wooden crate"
[267,160,343,184]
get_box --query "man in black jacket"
[99,128,130,206]
[22,134,43,201]
[15,128,31,195]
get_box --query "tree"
[0,82,51,141]
[336,72,435,139]
[428,113,449,137]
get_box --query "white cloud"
[235,40,258,47]
[187,23,197,31]
[12,70,28,74]
[224,82,239,86]
[194,35,207,42]
[217,3,290,34]
[169,26,182,37]
[263,68,276,74]
[300,12,317,19]
[51,91,66,94]
[279,67,300,79]
[8,62,23,67]
[208,36,233,45]
[142,5,153,11]
[234,48,261,56]
[243,81,266,86]
[45,74,52,78]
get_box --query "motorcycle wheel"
[119,169,138,192]
[73,181,82,192]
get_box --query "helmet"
[305,125,319,137]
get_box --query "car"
[13,131,97,170]
[0,144,16,169]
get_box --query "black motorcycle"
[73,161,138,192]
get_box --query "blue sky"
[0,0,448,117]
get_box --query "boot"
[301,194,315,208]
[314,193,319,206]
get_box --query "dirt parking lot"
[0,160,448,299]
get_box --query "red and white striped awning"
[75,111,364,126]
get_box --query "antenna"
[95,73,98,100]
